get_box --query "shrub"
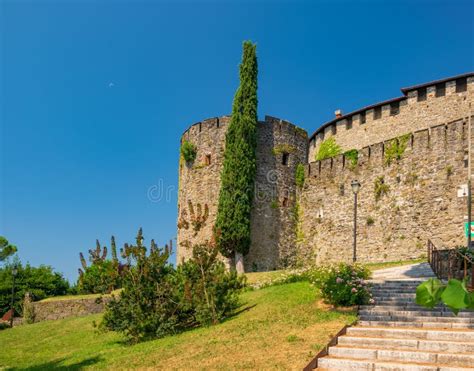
[316,137,342,161]
[308,263,372,306]
[181,140,197,163]
[0,261,69,317]
[101,232,180,343]
[176,243,245,326]
[101,231,244,343]
[77,260,121,294]
[295,163,305,188]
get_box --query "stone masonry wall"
[30,296,112,323]
[308,76,474,161]
[300,117,472,264]
[177,115,308,271]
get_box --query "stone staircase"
[317,263,474,370]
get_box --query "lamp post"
[351,180,361,263]
[10,266,18,328]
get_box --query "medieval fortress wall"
[177,115,308,270]
[308,74,474,160]
[177,73,474,271]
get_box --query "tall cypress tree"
[215,41,258,272]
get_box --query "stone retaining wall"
[30,296,112,323]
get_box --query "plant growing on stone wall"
[295,163,305,188]
[177,209,190,230]
[374,176,390,201]
[446,165,454,177]
[344,149,358,169]
[22,292,35,324]
[215,41,258,272]
[272,144,296,155]
[188,200,209,236]
[384,133,410,166]
[315,137,342,161]
[366,216,375,226]
[181,140,197,163]
[270,199,279,209]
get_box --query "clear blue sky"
[1,0,473,282]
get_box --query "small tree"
[215,41,258,273]
[101,229,181,343]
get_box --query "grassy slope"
[0,282,356,370]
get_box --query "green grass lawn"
[0,282,356,370]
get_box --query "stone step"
[358,320,474,329]
[371,289,420,294]
[328,346,474,366]
[360,305,472,312]
[317,356,473,370]
[359,309,474,318]
[359,315,474,323]
[347,326,474,342]
[338,336,474,353]
[371,293,417,298]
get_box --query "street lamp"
[351,180,361,263]
[10,266,18,328]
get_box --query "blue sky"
[1,0,473,282]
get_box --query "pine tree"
[215,41,258,273]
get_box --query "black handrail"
[427,239,474,290]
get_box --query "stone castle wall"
[177,116,308,270]
[177,73,473,271]
[300,117,472,264]
[308,75,474,161]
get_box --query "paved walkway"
[317,263,474,370]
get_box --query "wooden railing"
[427,239,474,290]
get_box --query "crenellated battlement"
[307,117,468,178]
[308,73,473,161]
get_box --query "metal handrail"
[427,239,474,290]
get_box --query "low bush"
[307,263,372,306]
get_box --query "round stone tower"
[177,115,308,271]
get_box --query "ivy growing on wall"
[316,137,342,161]
[180,141,197,163]
[344,149,359,169]
[295,163,305,188]
[384,133,411,166]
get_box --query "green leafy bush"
[180,140,197,163]
[416,278,474,314]
[316,137,342,161]
[308,263,372,306]
[295,163,305,188]
[0,261,69,316]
